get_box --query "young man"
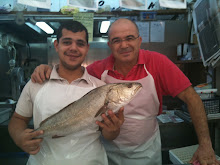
[31,19,220,165]
[8,21,124,165]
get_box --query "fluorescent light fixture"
[100,21,110,33]
[36,22,54,34]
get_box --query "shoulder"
[140,49,171,63]
[87,73,106,87]
[87,56,111,79]
[140,50,174,73]
[22,80,48,100]
[15,80,48,117]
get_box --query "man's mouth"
[119,49,132,55]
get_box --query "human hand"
[96,107,124,140]
[190,145,220,165]
[16,128,44,155]
[31,64,52,84]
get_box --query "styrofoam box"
[0,108,12,124]
[169,145,220,164]
[196,89,217,99]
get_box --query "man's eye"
[112,39,121,44]
[76,42,86,47]
[126,37,135,41]
[63,41,71,45]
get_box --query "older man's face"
[108,20,142,65]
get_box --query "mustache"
[118,48,133,54]
[64,51,80,56]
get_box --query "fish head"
[106,82,142,111]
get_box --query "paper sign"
[73,13,94,42]
[68,0,98,10]
[17,0,51,9]
[150,21,165,42]
[136,22,150,43]
[159,0,187,9]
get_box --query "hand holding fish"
[17,128,43,155]
[96,107,124,140]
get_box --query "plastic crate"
[202,97,220,114]
[169,145,220,164]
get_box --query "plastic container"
[169,145,220,164]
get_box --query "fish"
[34,82,142,138]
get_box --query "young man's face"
[54,28,89,71]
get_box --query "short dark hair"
[57,21,88,43]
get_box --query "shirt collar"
[50,64,93,85]
[106,49,144,71]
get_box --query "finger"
[31,74,36,83]
[101,113,114,127]
[33,69,43,84]
[96,120,107,129]
[189,155,197,163]
[117,107,125,123]
[45,67,52,79]
[39,68,46,82]
[107,110,120,126]
[29,146,40,155]
[29,130,44,139]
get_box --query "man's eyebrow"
[76,39,86,43]
[111,35,136,40]
[111,37,120,41]
[61,38,86,43]
[61,38,72,41]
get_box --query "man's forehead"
[109,22,138,37]
[61,30,86,41]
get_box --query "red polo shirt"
[87,49,191,114]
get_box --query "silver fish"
[35,82,142,138]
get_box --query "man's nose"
[120,39,129,48]
[69,42,78,50]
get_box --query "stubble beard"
[60,60,82,71]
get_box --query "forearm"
[187,95,212,146]
[8,113,30,146]
[178,86,212,146]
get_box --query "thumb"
[117,107,124,121]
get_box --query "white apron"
[27,80,108,165]
[100,64,162,165]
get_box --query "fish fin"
[95,101,109,117]
[52,135,65,139]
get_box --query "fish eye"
[127,84,132,88]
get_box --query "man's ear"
[107,41,110,48]
[85,43,90,55]
[54,40,58,52]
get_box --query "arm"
[31,64,52,84]
[96,107,124,140]
[8,112,44,155]
[177,86,220,165]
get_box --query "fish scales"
[34,82,142,138]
